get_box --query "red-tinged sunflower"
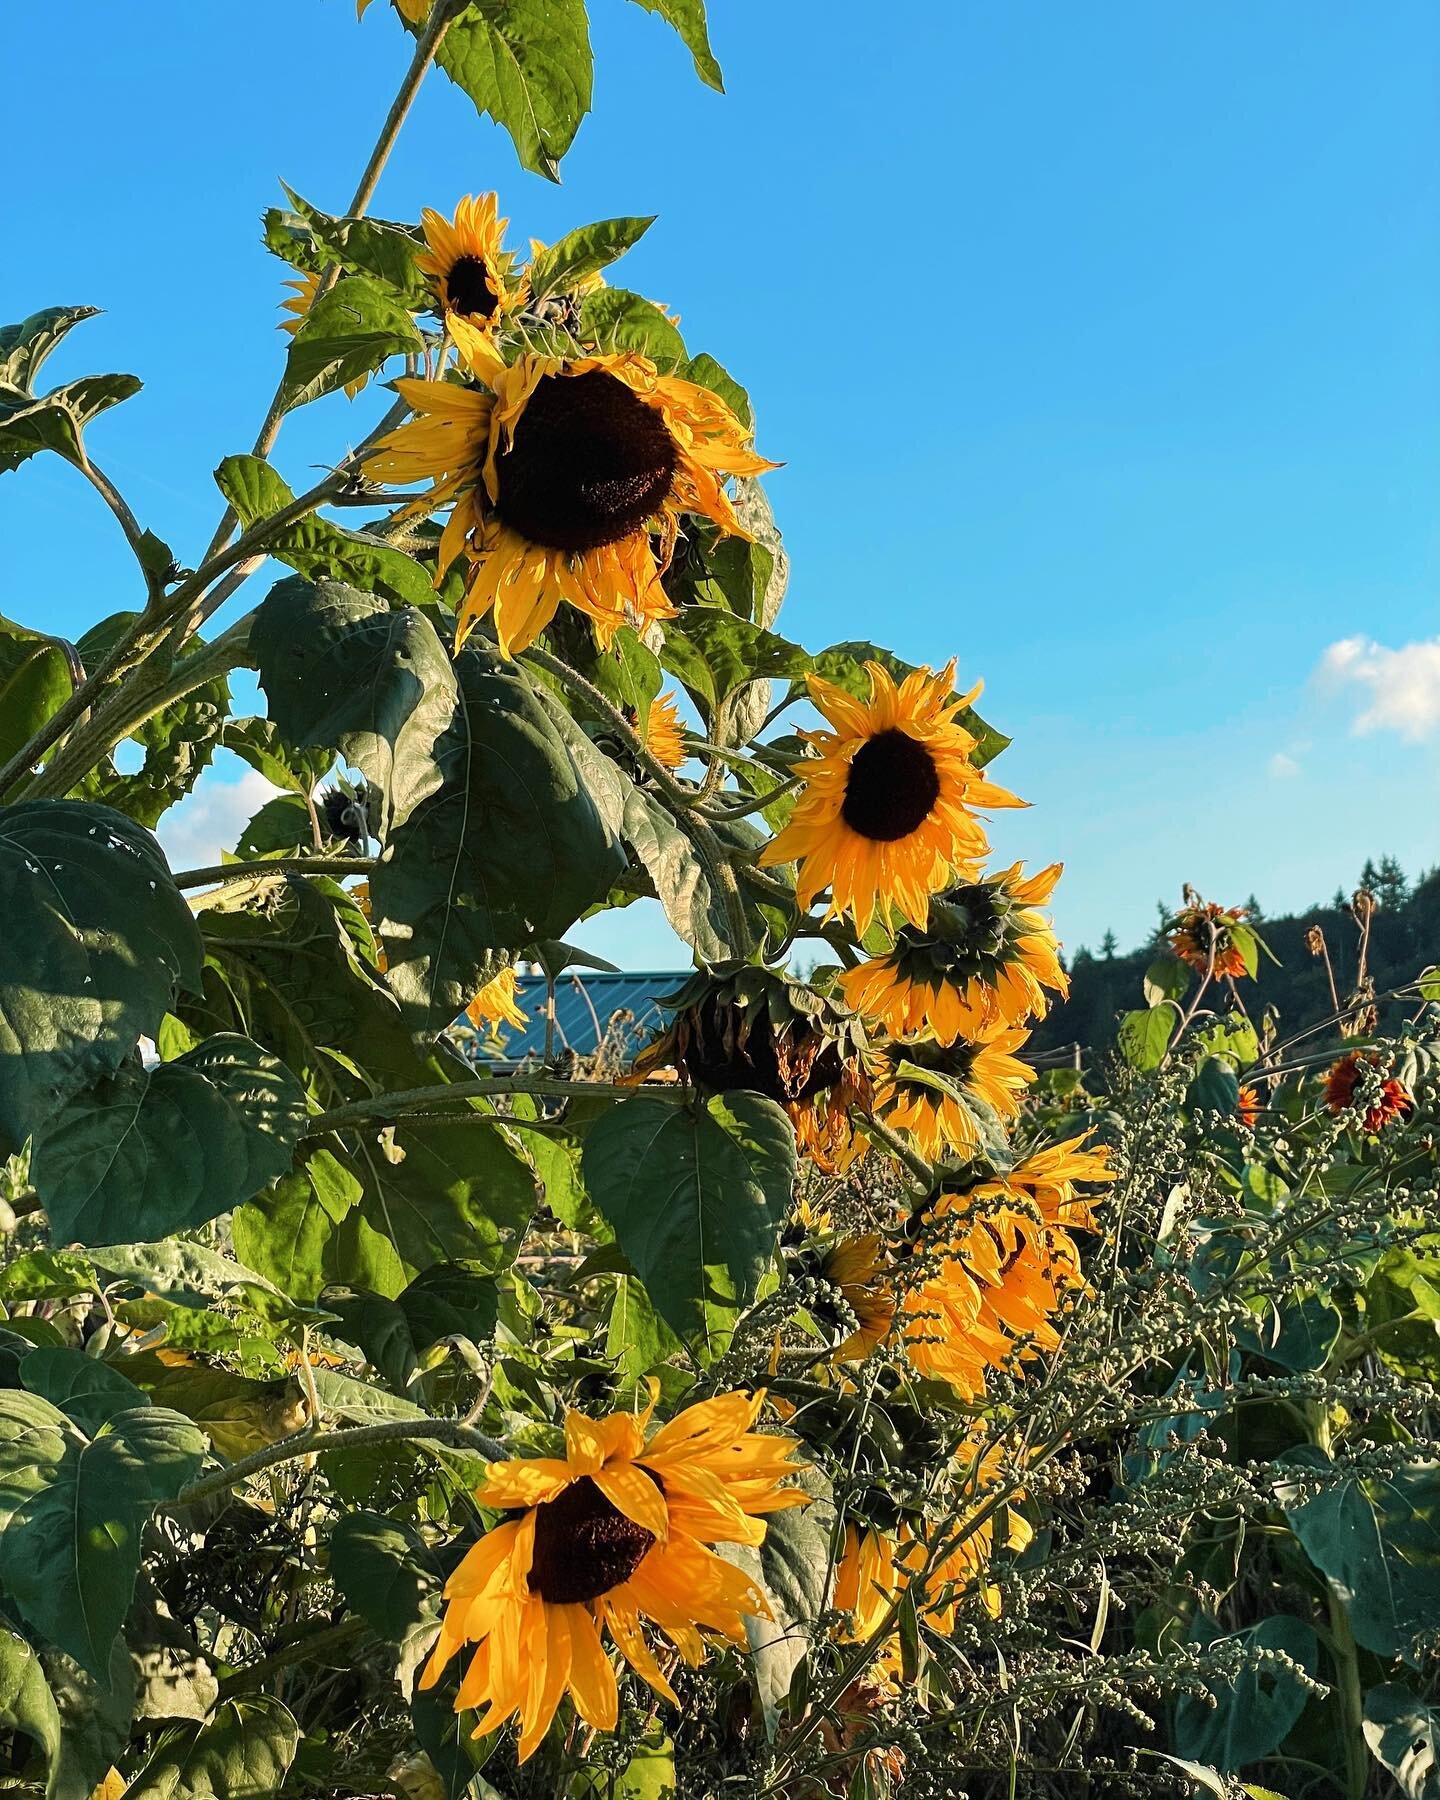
[821,1235,895,1361]
[365,345,775,658]
[872,1029,1035,1164]
[841,862,1067,1043]
[419,1391,808,1760]
[418,194,524,365]
[278,273,369,399]
[1323,1051,1413,1134]
[466,966,528,1032]
[1169,900,1251,980]
[759,662,1023,936]
[1237,1084,1261,1130]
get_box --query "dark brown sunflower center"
[840,730,941,842]
[527,1475,656,1604]
[493,369,678,554]
[445,254,500,320]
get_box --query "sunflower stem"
[173,1416,507,1510]
[313,1075,690,1133]
[855,1111,935,1192]
[521,646,694,807]
[78,457,155,587]
[173,855,377,891]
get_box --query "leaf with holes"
[1364,1684,1440,1799]
[31,1033,309,1247]
[0,800,202,1158]
[582,1092,794,1352]
[0,1393,206,1678]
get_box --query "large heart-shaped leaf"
[31,1033,308,1246]
[0,1394,206,1678]
[19,1345,149,1436]
[330,1511,444,1698]
[0,801,202,1157]
[372,650,625,1028]
[1173,1614,1319,1771]
[582,1092,794,1351]
[251,577,458,837]
[123,1694,300,1800]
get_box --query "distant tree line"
[1032,857,1439,1057]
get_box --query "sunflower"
[357,0,428,20]
[466,966,528,1032]
[821,1235,895,1361]
[842,862,1067,1043]
[1169,901,1251,981]
[365,347,775,658]
[759,662,1023,936]
[278,272,368,398]
[418,194,523,366]
[641,691,685,770]
[897,1145,1104,1397]
[1237,1084,1261,1130]
[1323,1051,1413,1134]
[789,1068,870,1176]
[873,1029,1034,1164]
[419,1391,807,1759]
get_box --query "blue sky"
[3,0,1438,969]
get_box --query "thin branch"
[173,854,376,891]
[80,458,152,575]
[314,1075,690,1134]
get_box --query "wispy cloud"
[1268,751,1300,779]
[1319,635,1440,742]
[156,766,284,873]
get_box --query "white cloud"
[1268,751,1300,779]
[157,766,285,873]
[1319,635,1440,742]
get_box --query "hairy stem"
[314,1075,690,1133]
[173,854,377,891]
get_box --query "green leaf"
[581,287,686,366]
[31,1033,309,1246]
[220,717,333,798]
[1364,1684,1440,1799]
[372,649,625,1027]
[0,1394,205,1677]
[433,0,593,181]
[726,1476,833,1737]
[265,189,428,307]
[572,1731,678,1798]
[251,576,458,835]
[606,1271,682,1383]
[582,1093,794,1352]
[1187,1055,1240,1118]
[233,1147,359,1302]
[1117,1005,1175,1072]
[0,617,73,770]
[330,1511,443,1698]
[0,1625,65,1800]
[0,373,141,475]
[683,352,751,429]
[587,626,663,737]
[0,800,202,1158]
[1227,920,1262,980]
[277,275,422,413]
[235,793,313,860]
[1173,1614,1319,1771]
[527,216,655,298]
[85,1240,285,1311]
[1418,966,1440,1004]
[1144,949,1191,1005]
[1238,1292,1342,1373]
[216,457,435,610]
[124,1360,306,1462]
[797,641,1010,767]
[20,1346,148,1435]
[1279,1448,1440,1660]
[123,1694,300,1800]
[662,607,811,718]
[0,306,100,392]
[625,0,722,89]
[42,1645,136,1800]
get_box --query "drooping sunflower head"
[872,1028,1035,1164]
[841,861,1067,1043]
[420,1391,807,1760]
[759,662,1024,936]
[465,964,529,1034]
[1168,900,1251,980]
[1323,1051,1413,1134]
[418,194,524,363]
[820,1233,896,1361]
[365,350,774,658]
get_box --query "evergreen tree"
[1100,929,1118,958]
[1245,892,1263,921]
[1375,855,1408,910]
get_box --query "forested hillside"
[1033,856,1440,1057]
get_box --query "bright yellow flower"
[642,691,685,769]
[842,862,1068,1043]
[419,1392,807,1760]
[759,662,1023,936]
[365,347,775,658]
[873,1027,1035,1164]
[821,1234,895,1361]
[418,194,524,365]
[465,966,528,1032]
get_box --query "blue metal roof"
[473,969,689,1068]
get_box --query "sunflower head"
[627,690,685,770]
[418,194,524,364]
[819,1234,896,1361]
[420,1391,807,1759]
[873,1028,1035,1164]
[1168,900,1251,980]
[365,351,774,658]
[1323,1051,1413,1134]
[842,862,1067,1042]
[466,964,529,1034]
[759,661,1023,936]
